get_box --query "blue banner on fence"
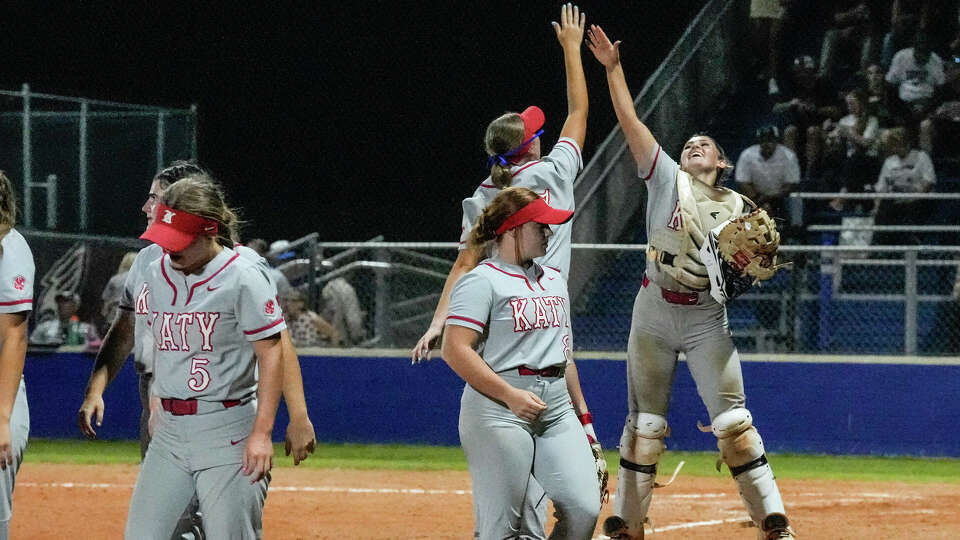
[25,350,960,457]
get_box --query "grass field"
[34,438,960,483]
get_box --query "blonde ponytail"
[484,113,525,188]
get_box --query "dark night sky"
[4,1,706,243]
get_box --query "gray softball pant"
[459,371,600,540]
[627,279,746,419]
[0,379,29,540]
[124,400,268,540]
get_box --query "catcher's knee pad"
[619,413,667,472]
[711,408,767,476]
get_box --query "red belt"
[643,274,699,305]
[517,365,565,377]
[161,398,242,416]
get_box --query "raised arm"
[553,3,588,148]
[78,309,135,438]
[587,24,658,171]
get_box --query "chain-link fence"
[1,85,196,236]
[20,233,960,356]
[296,241,960,355]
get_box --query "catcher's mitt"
[714,209,785,281]
[591,441,610,505]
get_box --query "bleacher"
[566,0,960,356]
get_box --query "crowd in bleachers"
[740,0,960,246]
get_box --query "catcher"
[588,22,796,540]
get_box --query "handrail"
[790,192,960,200]
[809,225,960,232]
[312,241,960,253]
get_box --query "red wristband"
[578,412,593,426]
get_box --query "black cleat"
[760,513,796,539]
[603,515,640,539]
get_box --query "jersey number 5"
[188,357,211,392]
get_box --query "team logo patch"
[161,209,176,224]
[13,276,25,291]
[265,299,275,316]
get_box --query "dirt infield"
[11,463,960,539]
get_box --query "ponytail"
[484,113,525,188]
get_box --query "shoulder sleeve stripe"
[243,317,285,335]
[446,315,486,328]
[641,145,662,181]
[0,299,31,307]
[555,139,582,164]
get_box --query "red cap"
[140,204,219,252]
[519,106,545,142]
[496,197,573,235]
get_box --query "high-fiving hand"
[552,3,586,49]
[586,24,622,68]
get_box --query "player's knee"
[712,408,768,476]
[619,413,667,471]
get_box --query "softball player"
[412,6,602,538]
[0,172,32,540]
[78,162,316,538]
[587,25,796,539]
[443,187,600,540]
[121,174,284,539]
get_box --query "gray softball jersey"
[459,137,582,280]
[121,244,273,375]
[446,260,572,372]
[0,229,33,315]
[138,246,286,402]
[0,228,32,524]
[640,145,686,289]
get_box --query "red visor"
[496,198,573,235]
[140,204,219,252]
[519,106,545,141]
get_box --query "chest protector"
[647,171,749,291]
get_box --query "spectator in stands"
[246,237,292,296]
[881,0,926,69]
[321,277,366,346]
[99,251,137,334]
[819,1,885,86]
[919,32,960,155]
[886,31,946,124]
[872,127,937,244]
[735,125,801,220]
[822,89,882,211]
[29,291,99,347]
[749,0,787,95]
[773,54,841,176]
[280,289,341,347]
[864,63,903,128]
